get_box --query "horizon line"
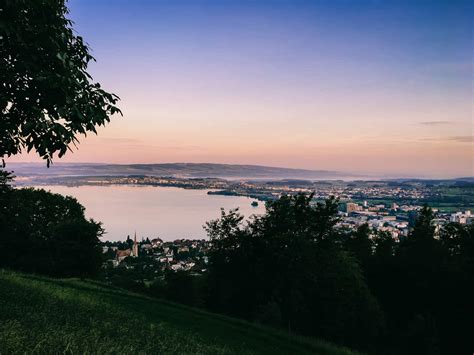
[4,161,473,181]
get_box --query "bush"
[0,187,103,277]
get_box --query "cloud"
[95,138,204,152]
[151,145,204,151]
[99,138,143,144]
[446,136,473,143]
[419,121,454,126]
[421,135,473,143]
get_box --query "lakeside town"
[103,197,473,277]
[25,174,474,208]
[103,235,209,272]
[24,173,474,275]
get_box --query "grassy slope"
[0,270,357,355]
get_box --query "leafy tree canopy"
[205,194,383,351]
[0,187,103,277]
[0,0,121,166]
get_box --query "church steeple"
[132,231,138,257]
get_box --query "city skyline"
[8,0,473,178]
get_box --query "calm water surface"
[37,185,265,241]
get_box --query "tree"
[205,208,262,319]
[0,169,13,187]
[0,187,103,277]
[205,194,384,352]
[373,230,396,260]
[410,206,436,243]
[437,222,474,354]
[50,218,104,277]
[346,223,373,271]
[0,0,121,166]
[391,206,444,354]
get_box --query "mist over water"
[35,185,265,241]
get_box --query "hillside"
[8,162,349,180]
[0,271,357,355]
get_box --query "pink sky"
[8,1,474,178]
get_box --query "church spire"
[132,231,138,257]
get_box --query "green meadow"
[0,270,357,355]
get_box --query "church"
[115,232,139,264]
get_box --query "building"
[132,232,139,257]
[116,249,132,263]
[450,211,472,224]
[151,238,163,248]
[346,202,361,213]
[115,232,139,264]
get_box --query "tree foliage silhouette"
[204,196,474,354]
[0,0,121,166]
[0,187,103,277]
[205,194,383,351]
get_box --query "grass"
[0,270,358,355]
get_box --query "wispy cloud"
[419,121,454,126]
[421,135,473,143]
[99,138,143,144]
[151,145,204,151]
[96,138,204,152]
[446,136,473,143]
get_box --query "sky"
[11,0,474,178]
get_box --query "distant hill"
[387,177,474,185]
[0,270,356,354]
[7,162,354,180]
[6,162,472,183]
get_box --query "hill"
[0,270,357,354]
[8,162,351,180]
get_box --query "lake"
[36,185,266,241]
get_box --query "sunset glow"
[9,0,473,177]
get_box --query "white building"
[450,211,472,224]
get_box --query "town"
[103,234,209,273]
[30,174,474,210]
[101,198,473,280]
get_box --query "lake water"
[36,185,266,241]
